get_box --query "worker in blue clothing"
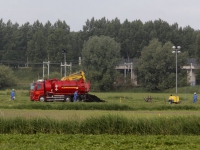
[73,90,78,102]
[10,89,15,100]
[193,92,198,103]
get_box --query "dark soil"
[86,94,105,102]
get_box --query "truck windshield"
[30,83,35,90]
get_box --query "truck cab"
[30,81,45,101]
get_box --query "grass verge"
[1,134,200,150]
[1,115,200,135]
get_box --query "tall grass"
[1,115,200,135]
[1,102,200,110]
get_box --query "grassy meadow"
[1,134,200,150]
[1,89,200,149]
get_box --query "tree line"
[0,17,200,91]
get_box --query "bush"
[0,65,17,89]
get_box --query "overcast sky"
[1,0,200,31]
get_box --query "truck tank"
[45,78,90,94]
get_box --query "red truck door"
[30,82,45,101]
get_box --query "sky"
[1,0,200,32]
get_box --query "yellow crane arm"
[61,71,86,81]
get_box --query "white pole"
[176,49,177,96]
[70,62,72,74]
[172,46,181,103]
[124,63,126,83]
[61,62,62,78]
[64,52,66,76]
[190,63,192,85]
[43,61,44,79]
[48,61,50,78]
[131,62,133,80]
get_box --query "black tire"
[64,96,71,102]
[39,96,45,102]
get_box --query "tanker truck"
[30,71,105,102]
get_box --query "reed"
[1,115,200,135]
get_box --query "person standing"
[10,89,15,100]
[193,92,198,103]
[73,90,78,102]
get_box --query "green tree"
[104,17,121,39]
[16,22,32,65]
[170,23,182,47]
[1,20,20,66]
[27,30,47,63]
[47,20,70,63]
[119,19,144,59]
[82,17,96,39]
[195,70,200,85]
[181,26,196,57]
[68,32,83,63]
[136,39,188,91]
[0,65,17,89]
[195,34,200,63]
[0,19,5,60]
[153,19,172,44]
[82,36,121,91]
[194,34,200,85]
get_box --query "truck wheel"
[39,96,45,102]
[64,96,70,102]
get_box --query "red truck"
[30,71,90,102]
[30,71,105,102]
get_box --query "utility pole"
[124,63,126,84]
[172,46,181,101]
[124,62,133,83]
[60,62,72,77]
[79,57,81,65]
[62,49,67,76]
[43,61,50,79]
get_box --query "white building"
[116,58,200,86]
[182,58,200,86]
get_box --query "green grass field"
[1,90,200,149]
[1,134,200,150]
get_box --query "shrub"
[0,65,17,89]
